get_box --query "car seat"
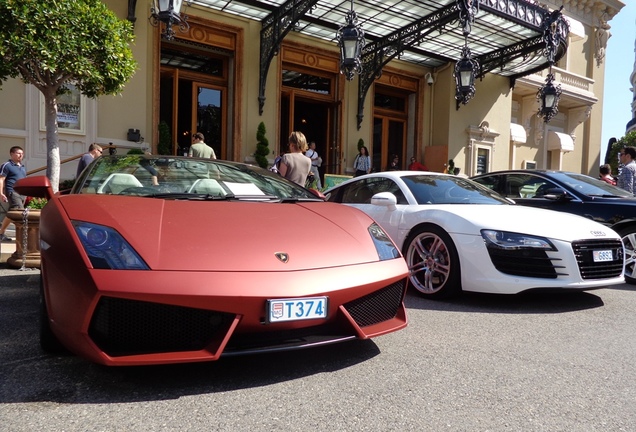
[188,179,225,196]
[97,173,143,194]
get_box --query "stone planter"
[7,209,41,269]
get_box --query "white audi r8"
[325,171,625,298]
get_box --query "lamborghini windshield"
[74,155,320,201]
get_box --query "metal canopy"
[188,0,568,122]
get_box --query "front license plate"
[267,297,328,323]
[593,249,613,262]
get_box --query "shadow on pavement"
[0,268,381,404]
[404,286,606,314]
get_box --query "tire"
[617,226,636,285]
[403,224,461,299]
[39,276,66,353]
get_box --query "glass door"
[193,83,225,159]
[373,117,406,172]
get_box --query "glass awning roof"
[189,0,568,78]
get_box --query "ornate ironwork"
[259,0,320,115]
[535,6,568,123]
[356,3,458,129]
[457,0,479,36]
[478,0,545,29]
[541,6,569,65]
[127,0,138,24]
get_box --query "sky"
[600,1,636,160]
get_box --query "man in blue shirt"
[0,146,27,241]
[76,143,102,177]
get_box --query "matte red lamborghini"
[16,155,408,366]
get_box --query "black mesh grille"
[343,281,405,327]
[88,297,235,357]
[486,247,564,279]
[572,239,624,280]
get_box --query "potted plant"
[254,122,270,169]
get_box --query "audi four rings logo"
[275,252,289,263]
[590,231,606,237]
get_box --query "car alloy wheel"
[618,226,636,285]
[404,224,461,298]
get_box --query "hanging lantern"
[336,1,365,81]
[454,45,479,108]
[150,0,189,40]
[537,72,562,123]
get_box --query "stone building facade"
[0,0,626,181]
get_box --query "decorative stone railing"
[533,67,594,94]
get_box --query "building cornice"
[542,0,625,26]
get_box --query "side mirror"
[371,192,397,210]
[541,188,569,201]
[309,189,326,200]
[13,176,54,200]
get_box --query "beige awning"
[510,123,527,144]
[548,131,574,152]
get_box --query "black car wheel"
[404,224,461,298]
[618,226,636,285]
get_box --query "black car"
[471,170,636,283]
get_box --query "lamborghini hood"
[57,195,386,271]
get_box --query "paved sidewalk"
[0,261,39,276]
[0,223,17,263]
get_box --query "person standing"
[387,154,400,171]
[617,147,636,194]
[76,143,102,177]
[408,156,428,171]
[0,146,27,241]
[305,141,322,189]
[188,132,217,159]
[279,131,311,186]
[353,146,371,177]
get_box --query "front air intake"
[89,297,235,357]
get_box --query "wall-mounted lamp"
[149,0,190,40]
[425,72,434,86]
[336,0,365,81]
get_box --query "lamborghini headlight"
[73,221,149,270]
[481,230,556,251]
[368,223,400,260]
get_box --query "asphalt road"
[1,267,636,431]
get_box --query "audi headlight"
[481,230,556,251]
[369,223,400,260]
[73,221,149,270]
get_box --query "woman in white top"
[279,131,311,186]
